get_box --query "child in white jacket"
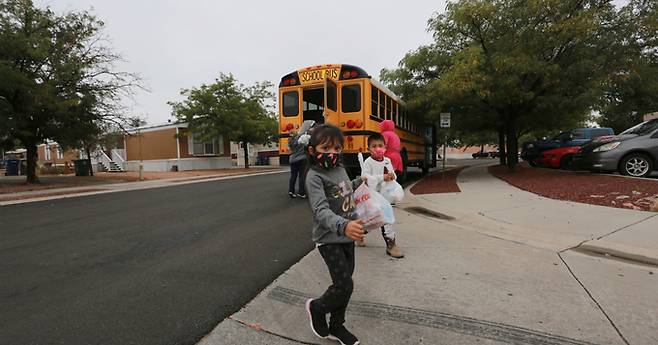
[358,133,404,258]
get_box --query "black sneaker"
[289,191,296,198]
[328,325,359,345]
[305,299,329,339]
[296,193,307,199]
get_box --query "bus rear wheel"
[398,152,409,183]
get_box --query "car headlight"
[593,142,621,152]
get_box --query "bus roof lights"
[355,120,363,128]
[346,120,355,128]
[286,123,294,130]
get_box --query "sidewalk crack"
[228,316,319,345]
[557,253,630,345]
[593,214,658,241]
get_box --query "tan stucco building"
[122,123,232,172]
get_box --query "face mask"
[371,147,386,159]
[314,152,341,169]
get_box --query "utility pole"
[138,128,144,181]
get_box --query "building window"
[282,91,299,117]
[192,133,223,155]
[44,145,51,161]
[341,84,361,113]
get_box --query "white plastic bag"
[353,183,395,232]
[297,133,310,146]
[380,180,404,204]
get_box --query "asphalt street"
[1,172,314,345]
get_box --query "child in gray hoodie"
[304,124,364,345]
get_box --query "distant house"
[644,112,658,122]
[231,142,279,167]
[120,122,232,172]
[37,141,79,168]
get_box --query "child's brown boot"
[385,237,404,258]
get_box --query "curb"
[0,170,286,206]
[578,241,658,267]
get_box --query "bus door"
[323,78,338,125]
[302,87,324,124]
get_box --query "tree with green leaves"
[598,0,658,133]
[0,0,140,182]
[383,0,626,169]
[169,73,277,168]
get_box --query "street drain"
[404,206,454,221]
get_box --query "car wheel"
[620,154,653,177]
[559,155,574,170]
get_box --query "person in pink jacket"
[380,120,403,175]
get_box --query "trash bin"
[4,159,19,176]
[73,159,90,176]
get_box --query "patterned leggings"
[313,242,355,328]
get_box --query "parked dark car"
[472,151,491,159]
[574,119,658,177]
[521,127,614,166]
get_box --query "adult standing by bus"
[288,120,314,198]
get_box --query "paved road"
[0,172,314,345]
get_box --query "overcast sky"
[39,1,629,125]
[37,0,445,125]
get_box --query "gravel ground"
[490,165,658,211]
[410,167,465,194]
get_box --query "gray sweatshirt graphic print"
[306,166,361,244]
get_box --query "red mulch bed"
[410,167,465,194]
[489,165,658,211]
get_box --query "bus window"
[326,80,337,112]
[392,100,398,124]
[283,91,299,117]
[342,84,361,113]
[386,96,392,120]
[371,85,379,117]
[303,88,325,123]
[379,91,385,118]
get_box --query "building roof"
[125,122,188,134]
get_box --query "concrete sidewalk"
[196,164,657,345]
[411,163,658,265]
[0,168,285,206]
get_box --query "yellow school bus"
[278,64,435,179]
